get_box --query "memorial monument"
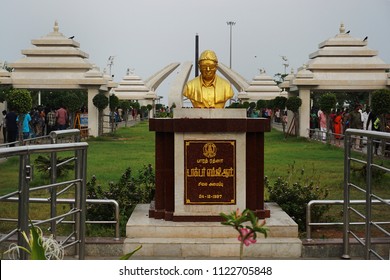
[149,50,270,221]
[124,50,301,258]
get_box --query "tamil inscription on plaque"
[184,140,236,204]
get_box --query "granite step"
[124,203,302,259]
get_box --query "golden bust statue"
[183,50,234,108]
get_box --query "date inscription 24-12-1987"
[184,140,236,205]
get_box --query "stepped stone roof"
[238,69,281,101]
[113,68,156,101]
[0,62,11,84]
[291,23,390,91]
[6,21,108,89]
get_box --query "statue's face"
[199,60,217,81]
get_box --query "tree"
[256,99,267,110]
[266,99,275,111]
[246,102,257,117]
[64,91,83,128]
[274,73,288,85]
[285,96,302,136]
[118,100,132,126]
[155,103,163,112]
[109,94,119,112]
[226,102,244,108]
[319,93,337,142]
[6,89,32,142]
[140,105,148,120]
[39,89,87,111]
[273,96,287,111]
[0,85,13,102]
[242,101,250,109]
[92,93,108,136]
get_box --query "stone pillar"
[298,88,311,138]
[87,87,99,137]
[103,91,111,134]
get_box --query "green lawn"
[86,121,155,185]
[1,121,388,198]
[264,130,346,199]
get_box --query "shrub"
[265,163,329,232]
[109,94,119,112]
[93,93,109,135]
[319,93,337,115]
[286,96,302,113]
[92,93,109,111]
[6,89,32,114]
[135,163,155,203]
[273,96,287,110]
[6,89,33,142]
[86,165,155,236]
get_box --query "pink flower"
[238,228,257,246]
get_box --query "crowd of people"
[310,104,384,149]
[1,105,71,146]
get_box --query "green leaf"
[29,223,46,260]
[120,245,142,260]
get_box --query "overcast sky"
[1,0,389,104]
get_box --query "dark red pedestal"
[149,117,271,221]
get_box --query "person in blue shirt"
[17,113,32,139]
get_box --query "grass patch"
[86,122,155,185]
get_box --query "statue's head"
[198,50,218,64]
[198,50,218,81]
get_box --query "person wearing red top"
[56,106,68,130]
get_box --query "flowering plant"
[5,223,64,260]
[220,208,268,259]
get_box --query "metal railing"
[1,129,121,244]
[1,197,120,240]
[305,129,390,259]
[306,199,390,241]
[308,128,344,146]
[0,142,88,259]
[0,128,90,149]
[343,128,390,260]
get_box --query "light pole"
[226,21,236,69]
[281,55,289,75]
[107,56,115,77]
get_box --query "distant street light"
[107,56,115,77]
[280,55,289,75]
[226,21,236,69]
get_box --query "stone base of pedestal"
[124,203,302,259]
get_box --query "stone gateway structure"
[0,21,116,137]
[284,23,390,137]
